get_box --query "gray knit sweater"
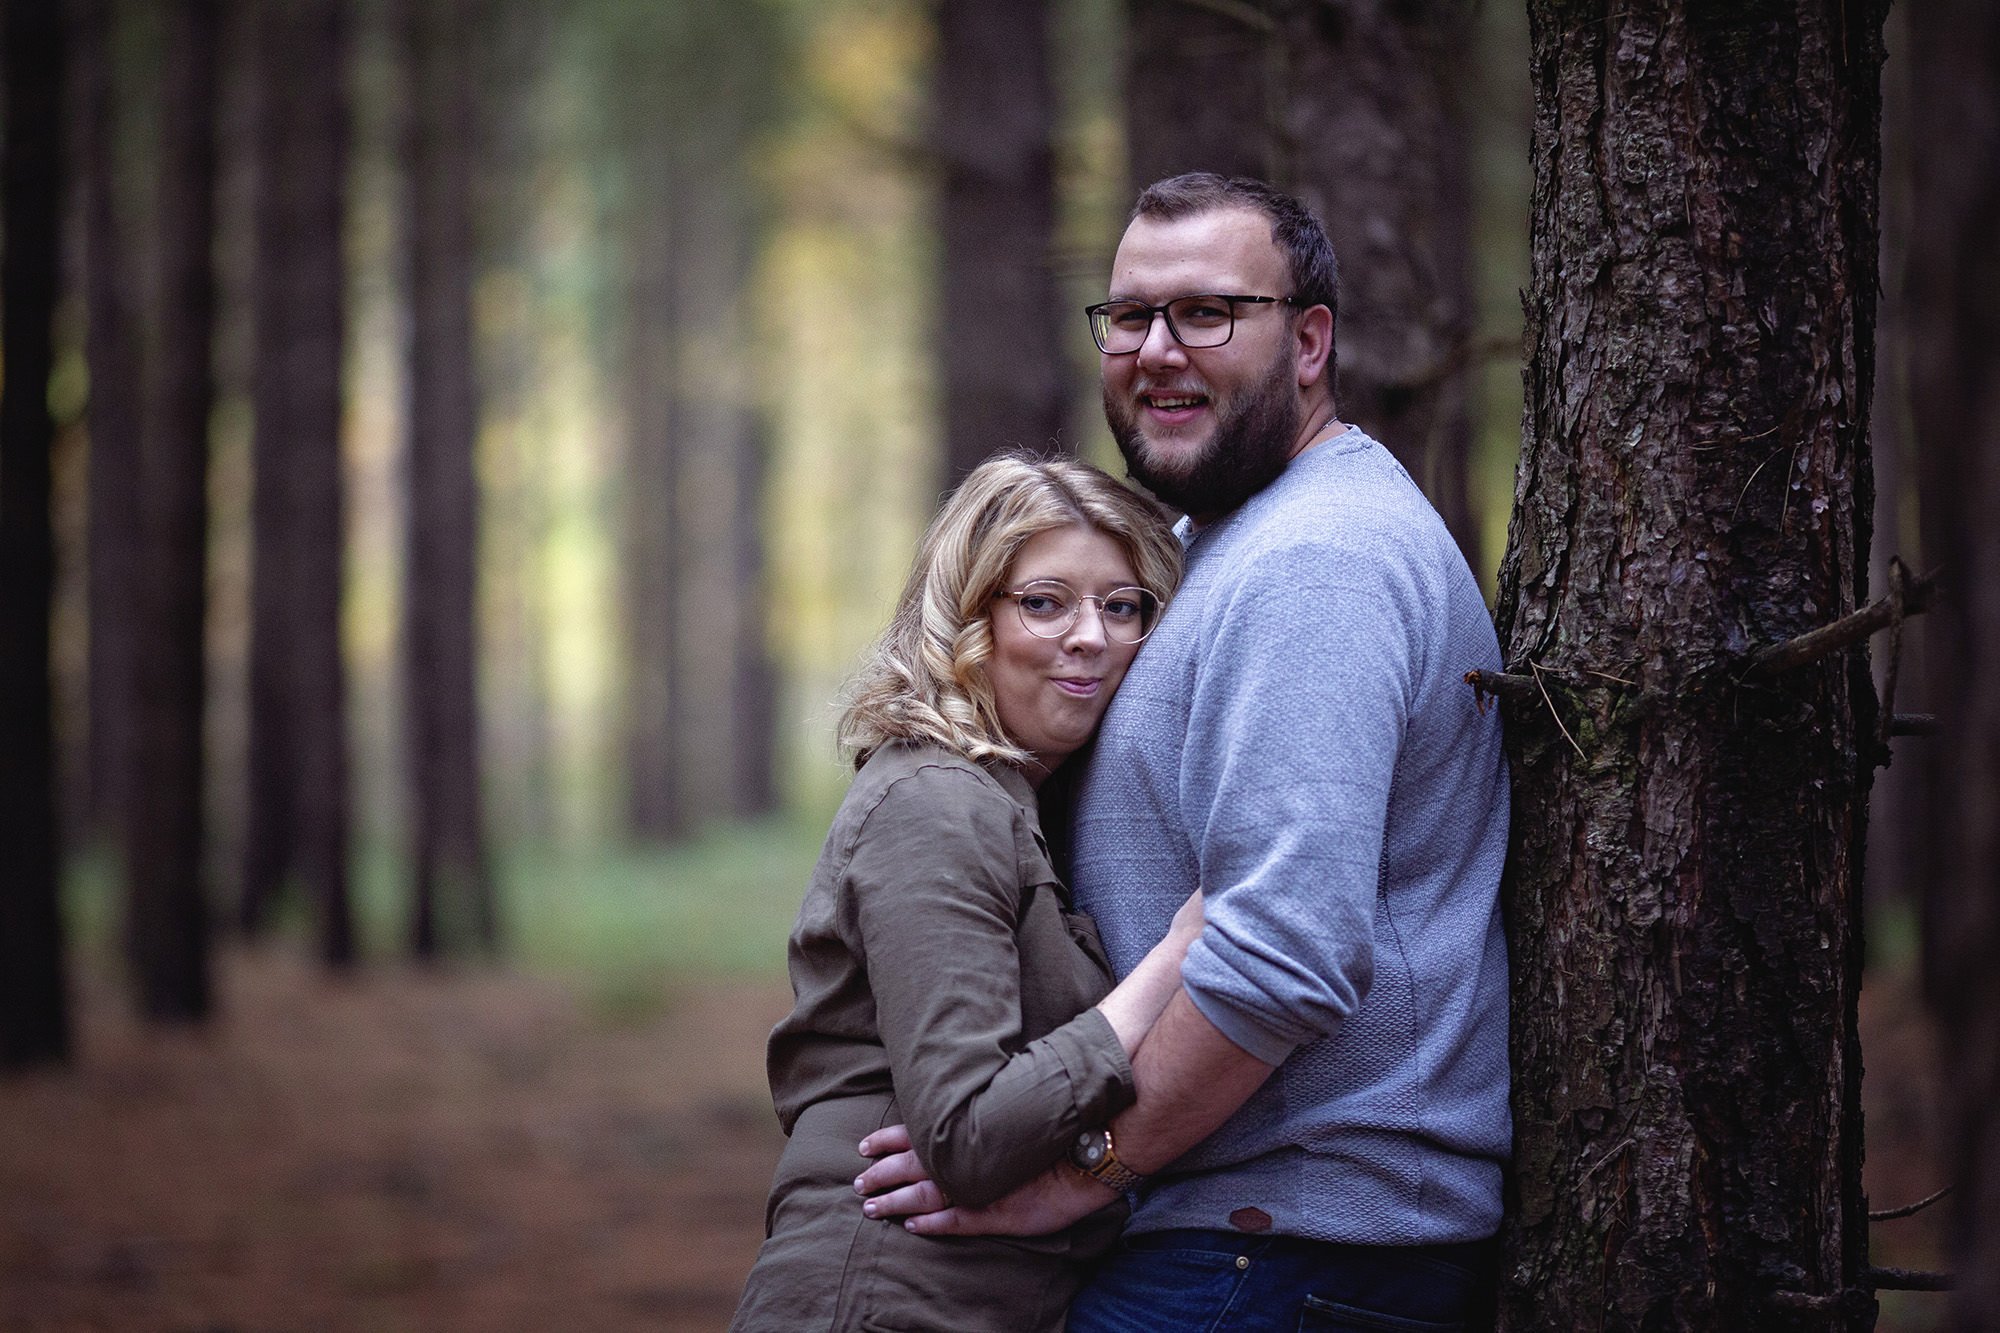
[1072,428,1511,1246]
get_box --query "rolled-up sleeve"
[849,768,1136,1208]
[1177,550,1417,1066]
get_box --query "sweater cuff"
[1048,1005,1138,1127]
[1181,973,1308,1067]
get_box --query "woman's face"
[986,523,1146,781]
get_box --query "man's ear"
[1294,304,1334,389]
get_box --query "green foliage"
[351,818,824,984]
[63,818,827,1000]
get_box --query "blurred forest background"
[0,0,1980,1328]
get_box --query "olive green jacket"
[731,743,1135,1332]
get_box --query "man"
[862,174,1510,1329]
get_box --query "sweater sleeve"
[1177,543,1421,1066]
[848,766,1136,1208]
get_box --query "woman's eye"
[1019,594,1066,616]
[1103,597,1142,621]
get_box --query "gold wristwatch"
[1069,1125,1146,1192]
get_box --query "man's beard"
[1104,340,1303,520]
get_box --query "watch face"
[1073,1130,1107,1168]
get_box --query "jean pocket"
[1298,1294,1463,1333]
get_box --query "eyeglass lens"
[1013,581,1158,644]
[1091,296,1243,353]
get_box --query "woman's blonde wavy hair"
[839,452,1183,770]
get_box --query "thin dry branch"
[1750,566,1941,676]
[1175,0,1279,33]
[1464,668,1540,705]
[1869,1183,1952,1221]
[1889,713,1938,737]
[1864,1265,1955,1291]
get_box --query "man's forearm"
[1112,986,1277,1176]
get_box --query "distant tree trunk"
[0,0,72,1069]
[617,123,689,843]
[1906,0,2000,1320]
[612,0,779,838]
[731,416,779,819]
[78,0,144,847]
[402,0,492,956]
[1492,4,1885,1327]
[240,0,354,966]
[129,0,221,1022]
[934,0,1067,486]
[473,0,556,842]
[1124,0,1478,564]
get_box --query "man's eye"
[1176,299,1232,324]
[1107,305,1153,329]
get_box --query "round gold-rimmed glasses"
[996,580,1162,645]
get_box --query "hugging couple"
[730,173,1511,1333]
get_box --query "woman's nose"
[1063,602,1109,651]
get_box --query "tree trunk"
[128,0,221,1023]
[1124,0,1479,565]
[1905,0,2000,1321]
[78,0,144,848]
[616,122,689,843]
[241,0,354,966]
[0,0,72,1069]
[1493,4,1885,1326]
[731,415,779,819]
[934,0,1067,486]
[402,0,492,956]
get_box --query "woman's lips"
[1052,677,1102,697]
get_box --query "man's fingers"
[857,1123,913,1158]
[859,1180,949,1219]
[853,1150,930,1197]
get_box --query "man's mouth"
[1141,391,1210,413]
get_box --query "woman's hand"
[854,1123,949,1219]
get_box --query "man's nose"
[1135,310,1187,370]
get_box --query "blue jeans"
[1066,1228,1493,1333]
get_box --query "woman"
[730,454,1190,1332]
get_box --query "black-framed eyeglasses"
[1084,293,1299,354]
[996,580,1163,645]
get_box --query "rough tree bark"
[240,0,354,966]
[934,0,1067,486]
[1491,3,1887,1326]
[1124,0,1479,564]
[79,0,144,846]
[1906,0,2000,1322]
[128,0,221,1022]
[0,0,72,1068]
[402,0,493,955]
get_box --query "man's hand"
[854,1123,1116,1236]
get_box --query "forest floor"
[0,945,1956,1332]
